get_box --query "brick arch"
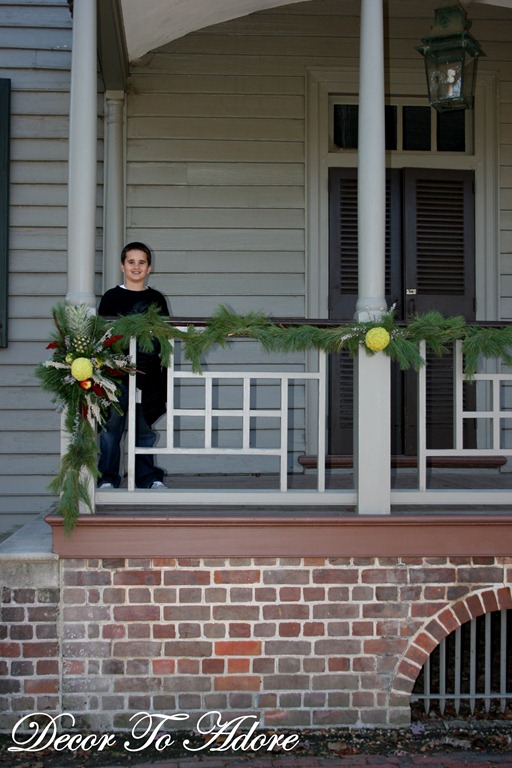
[392,586,512,699]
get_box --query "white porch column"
[66,0,97,307]
[354,0,390,514]
[103,91,125,292]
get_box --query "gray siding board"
[128,208,304,229]
[128,74,305,95]
[0,385,56,409]
[166,296,304,317]
[127,162,304,185]
[162,252,304,273]
[128,116,303,142]
[10,161,68,183]
[126,139,303,163]
[0,431,59,453]
[128,93,304,119]
[127,186,304,209]
[0,0,72,530]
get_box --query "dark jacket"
[98,285,170,424]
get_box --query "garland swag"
[37,303,512,532]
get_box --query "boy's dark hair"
[121,242,152,265]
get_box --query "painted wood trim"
[0,78,10,348]
[46,513,512,559]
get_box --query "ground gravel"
[1,722,512,767]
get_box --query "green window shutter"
[0,79,10,348]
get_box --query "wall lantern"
[416,3,485,112]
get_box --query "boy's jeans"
[98,383,164,488]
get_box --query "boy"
[97,242,169,489]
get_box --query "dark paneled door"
[328,167,476,455]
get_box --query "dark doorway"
[328,167,476,456]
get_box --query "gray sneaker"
[150,480,167,489]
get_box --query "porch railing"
[94,324,512,512]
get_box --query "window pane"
[437,110,466,152]
[334,105,396,150]
[403,106,431,151]
[333,105,358,149]
[385,105,397,150]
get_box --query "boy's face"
[121,249,151,287]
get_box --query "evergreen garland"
[37,303,512,533]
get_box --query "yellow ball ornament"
[71,357,93,381]
[365,327,390,352]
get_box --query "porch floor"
[95,467,512,516]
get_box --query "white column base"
[354,348,391,514]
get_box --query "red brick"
[164,641,212,657]
[410,568,456,583]
[215,640,261,656]
[437,608,459,634]
[153,588,177,603]
[396,658,421,681]
[496,586,512,610]
[481,589,500,614]
[36,660,59,675]
[352,656,375,672]
[452,599,472,624]
[102,624,126,640]
[214,675,261,691]
[410,602,442,618]
[152,624,176,639]
[202,658,224,674]
[263,570,309,585]
[361,569,404,584]
[22,642,58,658]
[458,566,504,583]
[279,623,301,637]
[178,623,201,638]
[303,622,324,636]
[328,657,350,672]
[362,603,408,619]
[364,637,407,655]
[177,658,200,674]
[263,605,309,620]
[303,587,325,601]
[279,587,301,601]
[414,632,438,654]
[164,569,210,587]
[228,623,251,638]
[230,588,253,602]
[113,605,160,622]
[128,588,151,603]
[113,570,161,586]
[313,569,358,584]
[0,643,21,658]
[403,644,429,667]
[228,658,250,673]
[466,592,485,619]
[127,624,151,639]
[214,570,260,584]
[25,679,58,694]
[63,660,86,675]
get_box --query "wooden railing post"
[354,348,391,514]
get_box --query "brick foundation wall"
[1,555,511,732]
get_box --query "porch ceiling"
[119,0,309,62]
[119,0,512,63]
